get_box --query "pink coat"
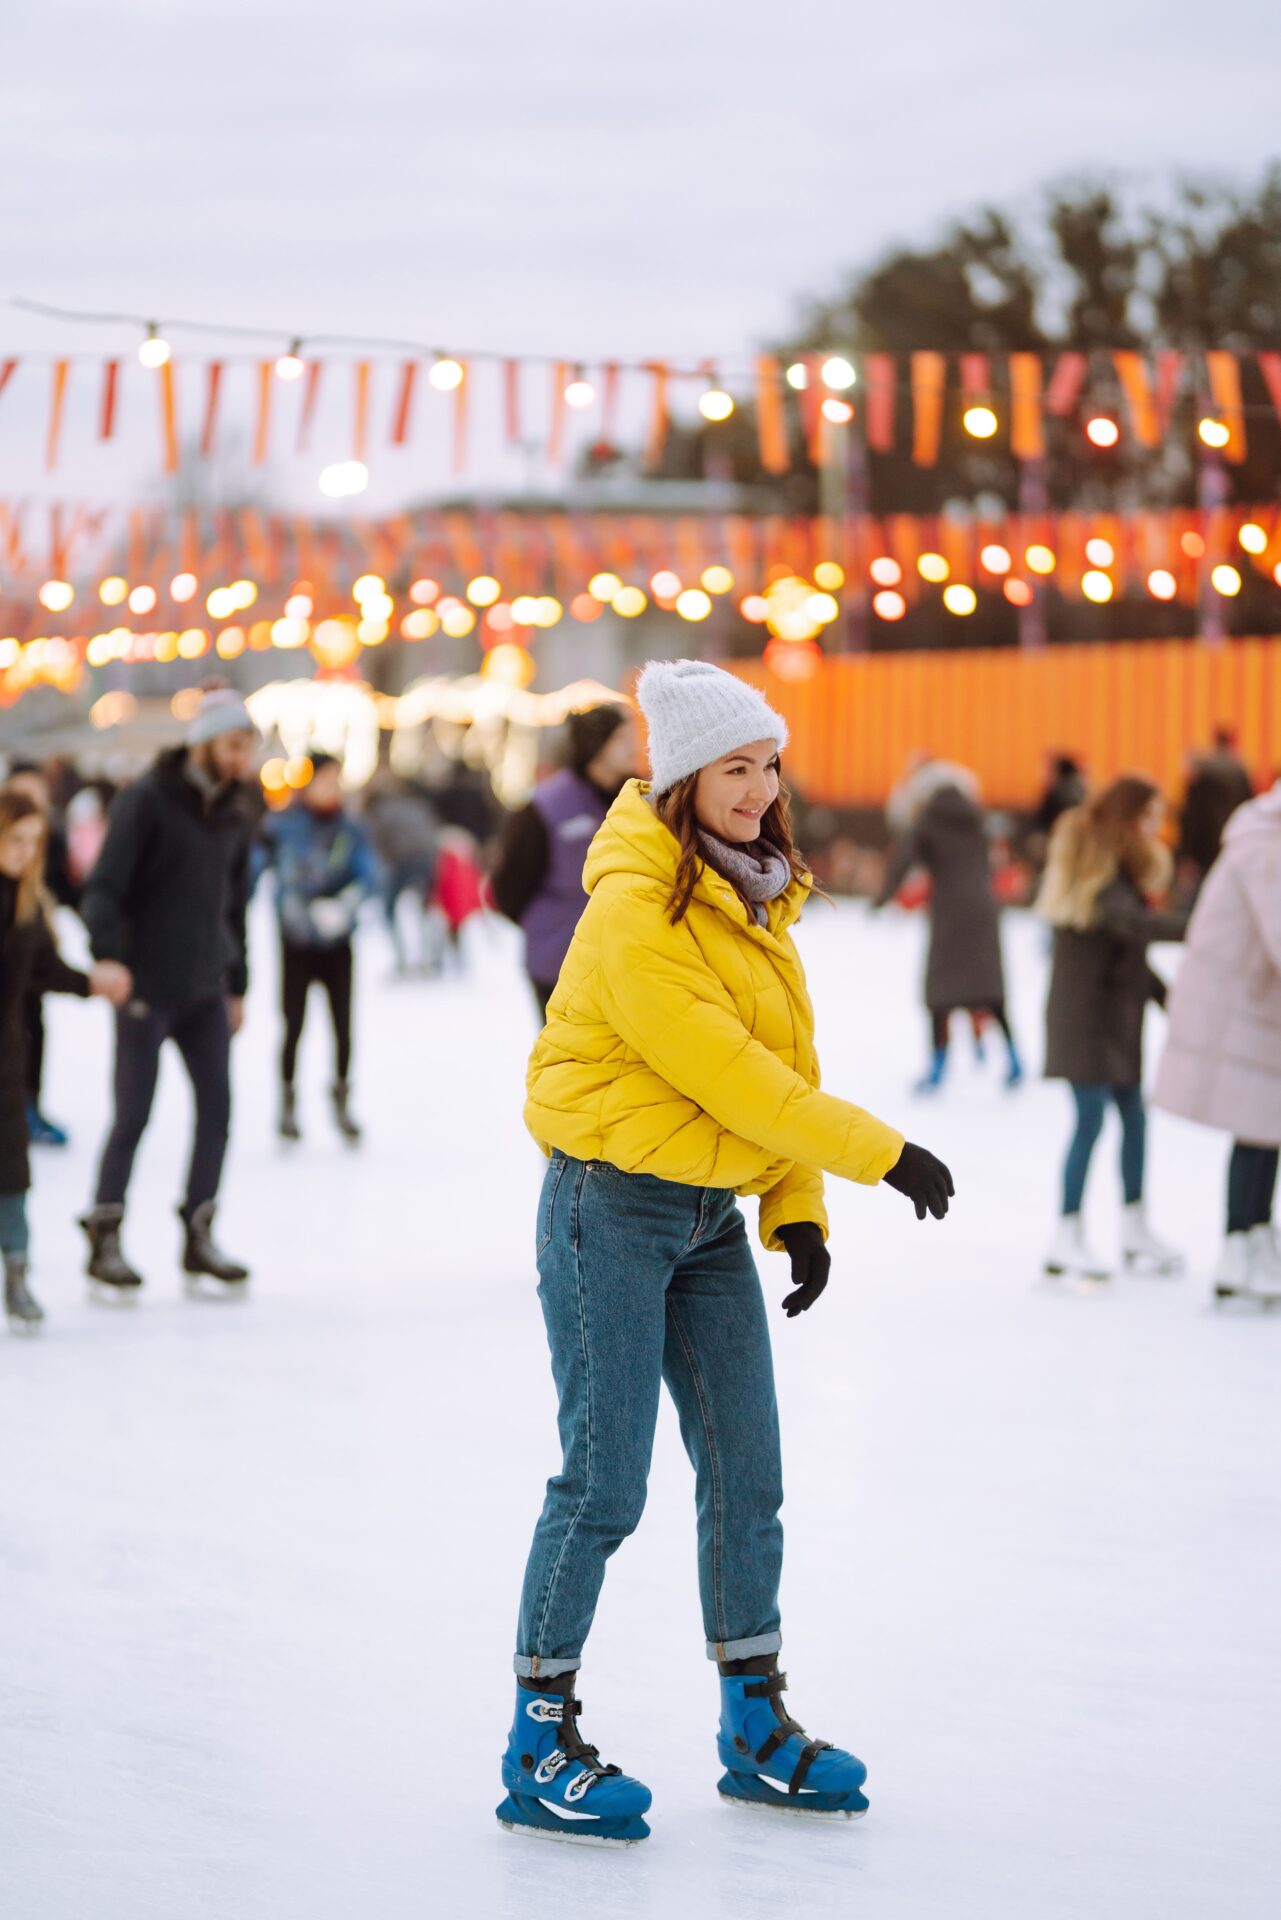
[1152,786,1281,1145]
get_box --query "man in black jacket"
[79,690,259,1295]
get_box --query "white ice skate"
[1044,1215,1110,1286]
[1214,1228,1281,1305]
[1120,1203,1184,1277]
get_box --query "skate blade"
[496,1796,649,1846]
[496,1817,646,1847]
[87,1280,141,1305]
[1214,1284,1281,1307]
[718,1789,867,1821]
[183,1276,250,1302]
[5,1316,44,1336]
[1123,1254,1185,1277]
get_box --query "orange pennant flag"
[1008,353,1045,460]
[1112,352,1159,447]
[452,361,470,474]
[1205,352,1246,462]
[0,359,16,405]
[864,354,896,451]
[253,361,273,464]
[754,355,790,475]
[1257,351,1281,426]
[644,363,670,468]
[159,361,179,473]
[503,360,522,444]
[353,361,372,462]
[297,360,322,451]
[46,360,70,471]
[548,363,569,466]
[910,352,945,466]
[391,360,418,446]
[100,360,120,440]
[201,362,224,458]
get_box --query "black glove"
[883,1142,954,1220]
[776,1222,831,1317]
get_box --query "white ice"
[4,900,1278,1920]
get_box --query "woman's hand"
[883,1142,954,1219]
[776,1221,831,1317]
[88,961,132,1005]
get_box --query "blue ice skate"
[496,1678,652,1846]
[717,1661,868,1819]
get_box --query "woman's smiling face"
[693,739,781,844]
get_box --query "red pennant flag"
[1154,350,1184,431]
[864,354,896,451]
[353,361,372,462]
[1257,352,1281,426]
[644,363,670,468]
[201,362,224,458]
[297,359,323,452]
[253,361,273,464]
[959,354,990,399]
[391,360,418,446]
[159,361,180,473]
[797,354,825,466]
[548,363,569,466]
[503,360,522,444]
[1008,353,1045,459]
[46,360,70,471]
[910,352,946,466]
[99,360,120,440]
[1043,351,1088,417]
[601,363,621,443]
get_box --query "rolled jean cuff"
[706,1631,782,1663]
[513,1654,580,1680]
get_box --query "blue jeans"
[515,1153,784,1678]
[1062,1083,1146,1215]
[0,1192,30,1256]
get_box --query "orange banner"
[910,352,945,466]
[391,360,417,446]
[452,362,470,474]
[643,363,669,468]
[1113,351,1159,447]
[253,361,273,465]
[159,362,179,473]
[201,362,223,458]
[99,361,120,441]
[755,355,790,475]
[45,360,70,471]
[1009,353,1045,459]
[297,360,322,451]
[353,361,372,462]
[1205,351,1246,462]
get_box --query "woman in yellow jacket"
[497,659,954,1847]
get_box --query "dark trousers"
[931,1002,1014,1051]
[530,977,555,1025]
[23,995,45,1102]
[281,940,353,1086]
[1062,1083,1146,1215]
[1227,1143,1279,1234]
[95,996,232,1213]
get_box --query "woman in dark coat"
[877,762,1021,1091]
[1038,776,1188,1283]
[0,791,126,1328]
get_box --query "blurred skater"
[875,760,1022,1092]
[491,703,637,1021]
[5,761,79,1147]
[1038,776,1188,1283]
[1153,781,1281,1302]
[1177,730,1252,896]
[259,754,377,1144]
[79,689,258,1297]
[0,791,129,1329]
[364,773,439,973]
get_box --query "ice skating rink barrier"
[731,636,1281,808]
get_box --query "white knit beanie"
[187,688,256,747]
[636,659,789,793]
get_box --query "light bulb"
[699,389,735,422]
[963,405,998,439]
[821,356,856,391]
[429,358,465,391]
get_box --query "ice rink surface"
[3,899,1278,1920]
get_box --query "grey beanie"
[187,688,256,748]
[636,659,788,793]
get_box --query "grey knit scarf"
[697,829,792,925]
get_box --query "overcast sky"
[1,0,1279,508]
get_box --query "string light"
[429,357,465,391]
[1181,531,1206,559]
[979,545,1011,574]
[821,398,853,424]
[319,461,368,497]
[128,585,157,614]
[676,589,712,621]
[1147,569,1177,600]
[870,557,902,587]
[1004,579,1034,607]
[589,572,622,601]
[1086,415,1120,448]
[38,580,74,612]
[739,595,768,623]
[942,584,977,615]
[467,575,501,607]
[1199,417,1231,449]
[1239,522,1267,554]
[138,325,170,369]
[564,377,595,409]
[813,561,844,590]
[99,576,128,606]
[699,388,735,422]
[611,586,647,617]
[1081,570,1114,603]
[918,552,949,583]
[170,572,198,602]
[570,593,602,621]
[275,341,305,380]
[1025,545,1056,575]
[701,566,734,594]
[1084,538,1115,568]
[650,570,681,600]
[821,356,856,391]
[1211,564,1242,597]
[785,363,808,391]
[873,590,906,621]
[962,405,998,439]
[410,579,440,605]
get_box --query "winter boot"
[1044,1214,1110,1284]
[27,1104,69,1147]
[1120,1203,1184,1276]
[716,1655,868,1818]
[1215,1230,1281,1304]
[4,1254,45,1330]
[1247,1225,1281,1299]
[180,1202,249,1294]
[331,1081,362,1144]
[912,1045,948,1096]
[496,1674,652,1846]
[279,1083,300,1142]
[79,1205,144,1294]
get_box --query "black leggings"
[95,996,231,1212]
[931,1003,1014,1051]
[1227,1143,1279,1235]
[281,940,353,1086]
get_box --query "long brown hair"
[0,789,49,926]
[653,769,813,925]
[1037,774,1170,930]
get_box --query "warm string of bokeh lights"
[6,504,1281,704]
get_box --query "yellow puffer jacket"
[524,780,905,1249]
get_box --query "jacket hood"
[583,779,808,931]
[1223,782,1281,844]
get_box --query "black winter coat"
[1178,753,1253,876]
[0,878,88,1193]
[1043,875,1187,1086]
[81,750,254,1006]
[878,785,1006,1010]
